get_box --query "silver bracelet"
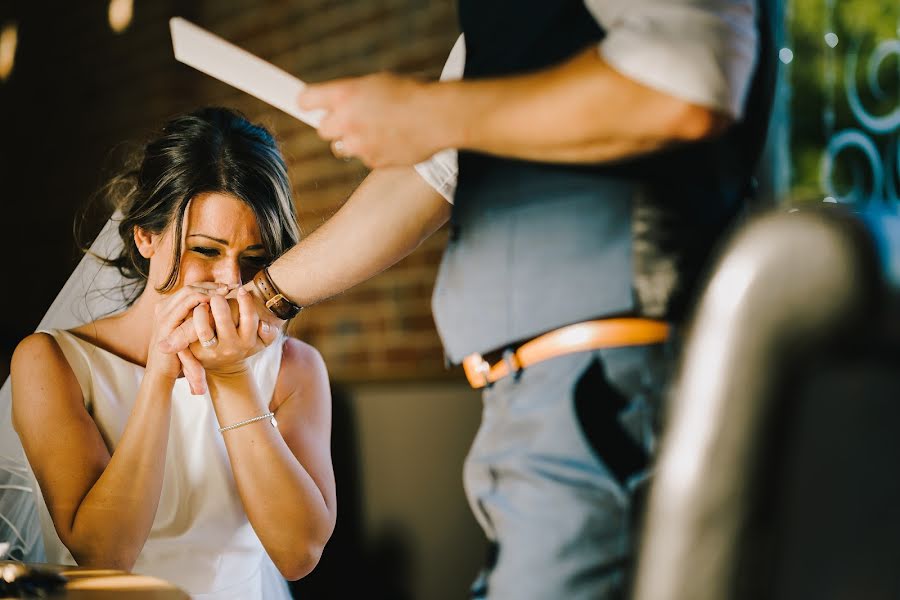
[218,411,277,433]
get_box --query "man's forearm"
[268,166,450,307]
[426,46,731,164]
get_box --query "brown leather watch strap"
[252,267,302,320]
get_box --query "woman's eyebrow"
[188,233,228,244]
[188,234,265,251]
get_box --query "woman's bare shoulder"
[12,331,66,371]
[282,337,326,371]
[12,331,82,384]
[272,337,329,410]
[10,332,84,422]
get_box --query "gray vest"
[433,0,775,363]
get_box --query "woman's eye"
[191,247,219,257]
[242,256,270,267]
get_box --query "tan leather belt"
[462,318,671,389]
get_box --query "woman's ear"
[133,226,156,259]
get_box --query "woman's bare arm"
[205,338,335,580]
[11,288,209,570]
[11,333,175,570]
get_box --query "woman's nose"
[214,259,242,287]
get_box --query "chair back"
[633,206,900,600]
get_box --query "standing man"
[165,1,774,596]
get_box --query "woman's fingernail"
[261,321,271,334]
[239,287,248,296]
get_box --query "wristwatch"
[252,267,303,320]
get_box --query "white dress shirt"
[415,0,759,202]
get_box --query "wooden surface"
[1,561,189,599]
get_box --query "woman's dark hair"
[99,107,299,302]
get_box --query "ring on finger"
[200,335,218,348]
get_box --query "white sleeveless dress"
[27,329,292,600]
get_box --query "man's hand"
[299,73,451,168]
[157,281,283,354]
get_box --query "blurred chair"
[633,206,900,600]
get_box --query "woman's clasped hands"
[154,282,280,395]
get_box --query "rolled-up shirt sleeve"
[585,0,758,119]
[414,34,464,203]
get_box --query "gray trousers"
[463,343,675,599]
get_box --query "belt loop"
[502,349,523,381]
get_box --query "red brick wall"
[189,1,460,381]
[1,0,460,382]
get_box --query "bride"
[7,107,335,599]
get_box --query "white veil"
[0,212,129,561]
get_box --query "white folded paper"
[169,17,324,127]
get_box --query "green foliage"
[787,0,898,203]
